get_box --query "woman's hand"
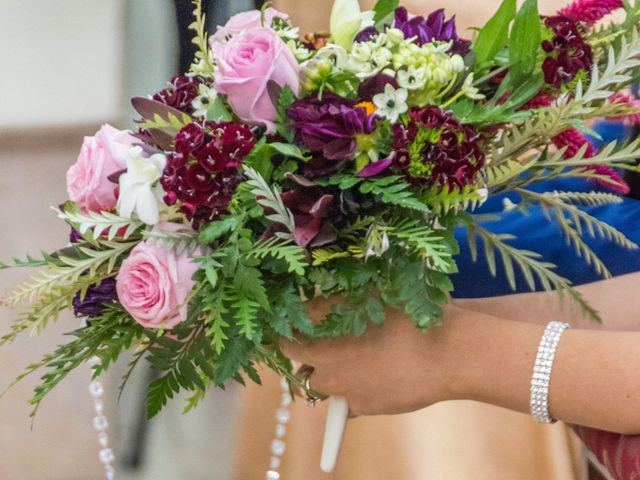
[281,297,471,417]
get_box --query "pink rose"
[66,124,136,212]
[116,223,199,329]
[213,27,300,132]
[210,8,289,44]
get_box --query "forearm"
[449,307,640,434]
[454,271,640,331]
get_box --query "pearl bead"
[98,432,109,448]
[99,448,115,464]
[275,408,290,424]
[87,356,101,367]
[89,381,104,398]
[265,470,281,480]
[279,378,289,392]
[93,416,109,432]
[270,457,281,470]
[275,424,286,438]
[94,399,104,414]
[280,393,292,407]
[271,439,286,456]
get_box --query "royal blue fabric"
[451,121,640,298]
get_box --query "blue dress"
[451,121,640,298]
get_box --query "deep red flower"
[161,121,255,228]
[391,107,485,190]
[152,76,205,115]
[541,16,593,88]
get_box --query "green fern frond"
[0,253,57,270]
[547,191,624,207]
[189,0,215,76]
[485,159,531,190]
[422,185,486,214]
[311,249,351,266]
[57,208,143,241]
[2,241,136,307]
[518,189,638,250]
[143,230,200,256]
[388,220,455,273]
[242,165,295,240]
[466,218,600,321]
[359,177,430,212]
[243,237,308,276]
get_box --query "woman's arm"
[454,271,640,331]
[283,300,640,434]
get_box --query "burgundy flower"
[283,188,337,248]
[394,7,470,55]
[161,121,255,228]
[541,16,593,88]
[391,106,485,189]
[152,76,205,115]
[358,74,400,102]
[287,93,377,161]
[72,278,118,318]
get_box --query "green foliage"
[207,97,233,122]
[143,230,200,255]
[138,112,192,132]
[517,189,638,277]
[242,165,295,239]
[464,215,600,321]
[276,85,296,142]
[267,286,314,339]
[507,0,542,88]
[373,0,399,23]
[359,176,430,212]
[387,220,457,273]
[422,185,486,214]
[0,253,57,270]
[189,0,215,76]
[473,0,516,70]
[57,208,142,241]
[243,238,308,276]
[198,217,240,245]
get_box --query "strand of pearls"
[265,378,292,480]
[83,319,116,479]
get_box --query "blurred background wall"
[0,0,590,479]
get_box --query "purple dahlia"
[287,93,377,162]
[72,278,118,318]
[391,107,485,189]
[394,8,471,55]
[541,16,593,88]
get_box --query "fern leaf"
[422,185,486,214]
[57,208,143,241]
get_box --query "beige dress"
[232,1,586,478]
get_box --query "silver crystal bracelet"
[530,321,570,424]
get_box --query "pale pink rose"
[66,124,136,212]
[116,223,199,330]
[211,8,289,44]
[213,27,300,132]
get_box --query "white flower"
[397,65,428,90]
[191,84,218,118]
[330,0,374,51]
[460,73,485,100]
[373,84,408,123]
[117,147,167,225]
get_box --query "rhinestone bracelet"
[530,321,570,424]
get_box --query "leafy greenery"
[507,0,542,89]
[472,0,516,70]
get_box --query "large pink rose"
[210,8,289,44]
[116,223,199,330]
[214,27,300,132]
[66,124,136,212]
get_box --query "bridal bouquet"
[2,0,640,433]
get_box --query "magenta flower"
[608,92,640,126]
[287,93,377,161]
[557,0,622,27]
[393,7,470,55]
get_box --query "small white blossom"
[117,147,167,225]
[191,83,218,118]
[385,28,405,45]
[373,84,408,123]
[397,65,428,90]
[460,73,485,100]
[502,198,518,212]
